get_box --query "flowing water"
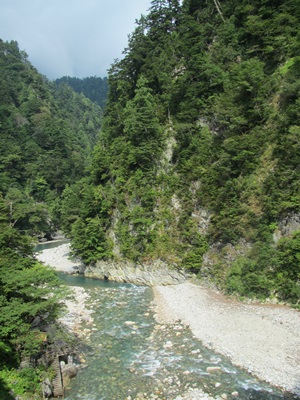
[37,241,295,399]
[61,276,294,400]
[34,238,70,252]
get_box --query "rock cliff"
[84,259,187,286]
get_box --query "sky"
[0,0,151,80]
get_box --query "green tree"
[45,0,300,305]
[124,76,162,169]
[0,196,64,361]
[275,233,300,304]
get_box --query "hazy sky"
[0,0,151,79]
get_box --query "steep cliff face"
[61,0,300,304]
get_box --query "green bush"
[0,367,42,399]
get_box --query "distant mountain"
[0,39,103,237]
[55,76,108,109]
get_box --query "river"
[36,241,294,400]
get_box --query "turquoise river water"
[36,242,295,399]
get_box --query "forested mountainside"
[0,0,299,396]
[0,39,104,396]
[0,39,103,238]
[55,76,108,109]
[60,0,300,305]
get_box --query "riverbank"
[36,243,93,338]
[36,244,300,396]
[35,242,82,274]
[153,283,300,396]
[58,286,94,339]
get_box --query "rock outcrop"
[61,360,78,386]
[273,212,300,242]
[41,378,53,398]
[84,259,187,286]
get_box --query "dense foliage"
[0,193,66,399]
[55,75,108,109]
[60,0,300,305]
[0,1,300,395]
[0,39,103,238]
[0,39,105,398]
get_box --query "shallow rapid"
[35,241,294,399]
[60,275,293,400]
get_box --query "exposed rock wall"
[200,240,253,286]
[273,212,300,242]
[84,259,187,286]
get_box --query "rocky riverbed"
[36,242,299,399]
[35,242,83,274]
[154,283,300,397]
[58,286,94,338]
[35,242,93,337]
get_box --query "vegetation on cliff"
[1,0,300,396]
[0,39,103,238]
[60,0,300,305]
[0,39,103,398]
[55,75,108,110]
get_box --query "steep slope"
[0,39,97,398]
[0,39,103,238]
[55,76,108,109]
[61,0,300,305]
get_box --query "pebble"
[154,283,300,395]
[206,367,222,373]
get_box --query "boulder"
[273,212,300,242]
[206,366,222,373]
[42,378,53,398]
[62,364,78,382]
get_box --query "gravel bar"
[153,282,300,396]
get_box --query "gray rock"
[61,364,78,380]
[84,259,187,286]
[206,366,222,373]
[19,357,31,369]
[42,378,53,398]
[30,316,41,328]
[273,213,300,242]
